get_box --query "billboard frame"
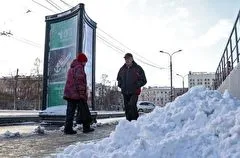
[42,3,96,110]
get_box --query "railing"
[215,10,240,89]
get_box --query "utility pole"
[170,55,173,100]
[176,74,188,93]
[159,50,182,102]
[13,68,19,110]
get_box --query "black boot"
[83,124,94,133]
[64,128,77,135]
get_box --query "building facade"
[139,86,170,107]
[188,71,215,90]
[173,88,188,98]
[139,86,188,107]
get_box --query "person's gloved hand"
[136,88,141,95]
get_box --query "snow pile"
[57,86,240,158]
[40,105,67,116]
[33,126,45,134]
[3,131,21,138]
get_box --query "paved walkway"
[0,123,116,158]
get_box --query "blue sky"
[0,0,239,87]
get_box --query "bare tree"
[0,57,43,110]
[31,57,42,110]
[100,74,109,106]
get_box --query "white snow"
[3,131,21,138]
[57,86,240,158]
[40,105,67,115]
[40,105,124,116]
[0,117,124,138]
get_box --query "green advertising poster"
[47,16,78,107]
[49,16,78,49]
[48,83,66,106]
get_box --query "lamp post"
[176,73,187,93]
[159,49,182,102]
[13,68,19,110]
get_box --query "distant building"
[173,88,188,98]
[188,71,215,90]
[139,86,187,107]
[139,86,170,107]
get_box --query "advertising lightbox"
[42,4,96,111]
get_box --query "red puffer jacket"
[63,59,87,101]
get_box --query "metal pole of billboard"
[159,50,182,102]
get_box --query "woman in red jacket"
[63,53,94,134]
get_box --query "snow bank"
[57,86,240,158]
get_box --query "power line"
[11,36,42,48]
[97,27,158,65]
[97,34,165,70]
[48,0,64,10]
[97,31,166,69]
[97,34,125,55]
[51,0,154,62]
[45,0,62,12]
[1,31,42,48]
[33,1,166,70]
[15,35,41,47]
[59,0,73,8]
[32,0,57,13]
[97,36,123,54]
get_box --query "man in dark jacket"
[63,53,94,134]
[117,53,147,121]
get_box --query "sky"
[0,0,239,87]
[55,86,240,157]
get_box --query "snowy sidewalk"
[0,110,39,117]
[0,124,116,158]
[0,118,124,158]
[0,110,125,125]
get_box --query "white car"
[137,101,156,113]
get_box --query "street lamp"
[176,73,188,93]
[159,49,182,102]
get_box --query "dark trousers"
[123,94,139,121]
[76,100,92,126]
[65,99,92,131]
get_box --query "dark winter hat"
[77,53,88,62]
[124,53,133,58]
